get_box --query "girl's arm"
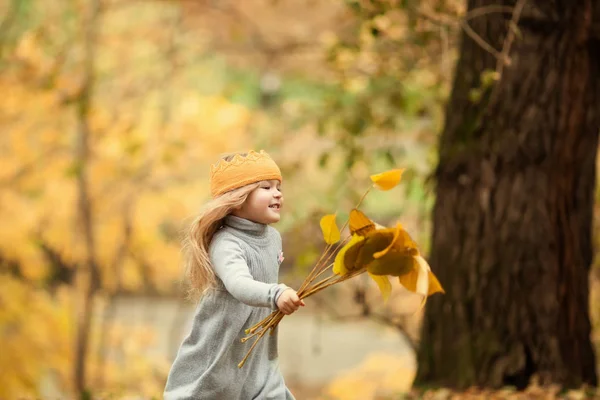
[210,235,287,309]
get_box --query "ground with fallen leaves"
[404,385,600,400]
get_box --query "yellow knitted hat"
[209,150,282,198]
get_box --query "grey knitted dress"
[164,215,295,400]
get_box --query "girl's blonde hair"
[183,153,260,300]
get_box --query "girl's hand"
[276,289,305,315]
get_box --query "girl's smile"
[233,179,283,224]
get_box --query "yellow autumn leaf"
[355,229,395,267]
[399,255,445,314]
[414,255,430,298]
[368,272,391,303]
[427,270,445,295]
[319,214,340,244]
[370,168,405,191]
[349,208,375,236]
[338,218,422,278]
[398,256,446,296]
[373,223,403,258]
[368,251,417,276]
[398,266,418,292]
[413,255,445,296]
[333,234,364,275]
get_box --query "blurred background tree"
[0,0,598,398]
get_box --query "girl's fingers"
[280,300,302,314]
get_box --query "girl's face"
[232,179,283,224]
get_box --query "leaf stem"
[238,328,268,368]
[355,186,372,211]
[311,263,333,281]
[245,311,277,334]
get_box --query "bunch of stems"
[238,188,371,368]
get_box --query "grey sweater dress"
[164,215,295,400]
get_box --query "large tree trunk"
[417,0,600,389]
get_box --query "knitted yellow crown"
[209,150,282,198]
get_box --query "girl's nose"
[274,190,282,199]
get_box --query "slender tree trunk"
[417,0,600,389]
[73,0,101,396]
[96,201,133,389]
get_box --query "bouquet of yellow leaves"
[238,169,444,367]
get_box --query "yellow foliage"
[0,276,73,398]
[0,76,247,293]
[349,208,376,236]
[333,234,364,275]
[15,31,52,73]
[368,251,417,277]
[398,266,419,292]
[319,214,341,244]
[413,255,445,297]
[0,9,252,394]
[369,168,405,191]
[334,209,444,304]
[87,319,171,399]
[427,269,445,296]
[367,272,391,303]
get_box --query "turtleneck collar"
[224,215,268,237]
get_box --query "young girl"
[164,150,304,400]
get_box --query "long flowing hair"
[183,154,259,300]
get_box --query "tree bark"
[417,0,600,389]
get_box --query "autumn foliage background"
[1,0,599,399]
